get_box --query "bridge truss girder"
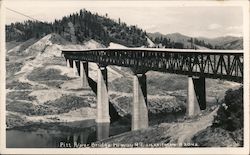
[63,49,243,83]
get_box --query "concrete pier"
[76,61,80,75]
[187,76,202,116]
[132,73,148,130]
[73,134,78,144]
[73,60,79,76]
[69,59,73,68]
[96,123,110,141]
[96,65,110,123]
[80,132,87,144]
[80,61,89,88]
[193,76,206,110]
[66,59,70,68]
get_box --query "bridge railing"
[62,48,243,83]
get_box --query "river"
[6,119,113,148]
[6,112,185,148]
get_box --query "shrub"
[27,67,71,81]
[213,87,243,131]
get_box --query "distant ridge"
[147,32,243,50]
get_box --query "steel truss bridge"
[63,48,243,83]
[62,48,243,137]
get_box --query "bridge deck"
[62,48,243,54]
[62,48,243,83]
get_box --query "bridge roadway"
[62,48,243,136]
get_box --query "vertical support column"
[67,59,74,75]
[132,72,148,130]
[96,123,110,141]
[80,61,89,88]
[80,132,85,144]
[73,134,78,144]
[193,76,206,110]
[69,59,73,68]
[96,65,110,123]
[76,61,81,75]
[73,60,79,76]
[187,76,205,116]
[66,59,70,68]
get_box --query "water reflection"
[6,112,185,148]
[6,121,111,148]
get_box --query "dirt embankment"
[6,34,100,128]
[96,107,219,147]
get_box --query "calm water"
[6,112,185,148]
[6,120,112,148]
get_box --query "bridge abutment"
[80,61,89,88]
[96,65,110,123]
[132,72,148,130]
[187,76,206,116]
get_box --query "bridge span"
[62,48,243,132]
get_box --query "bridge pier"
[66,59,70,68]
[187,76,206,116]
[73,134,78,144]
[97,123,110,141]
[132,72,148,130]
[80,61,89,88]
[73,60,79,76]
[193,76,206,110]
[69,59,73,67]
[96,65,110,123]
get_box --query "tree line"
[6,9,148,47]
[187,38,225,49]
[152,37,185,49]
[151,36,226,49]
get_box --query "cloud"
[144,25,156,29]
[226,26,242,31]
[225,33,243,37]
[207,23,222,30]
[225,25,242,37]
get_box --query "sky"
[4,0,244,38]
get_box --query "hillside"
[6,9,147,47]
[198,36,243,50]
[97,107,219,146]
[147,32,190,49]
[147,32,243,50]
[6,34,97,128]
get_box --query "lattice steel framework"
[62,48,243,83]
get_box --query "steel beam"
[63,49,243,83]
